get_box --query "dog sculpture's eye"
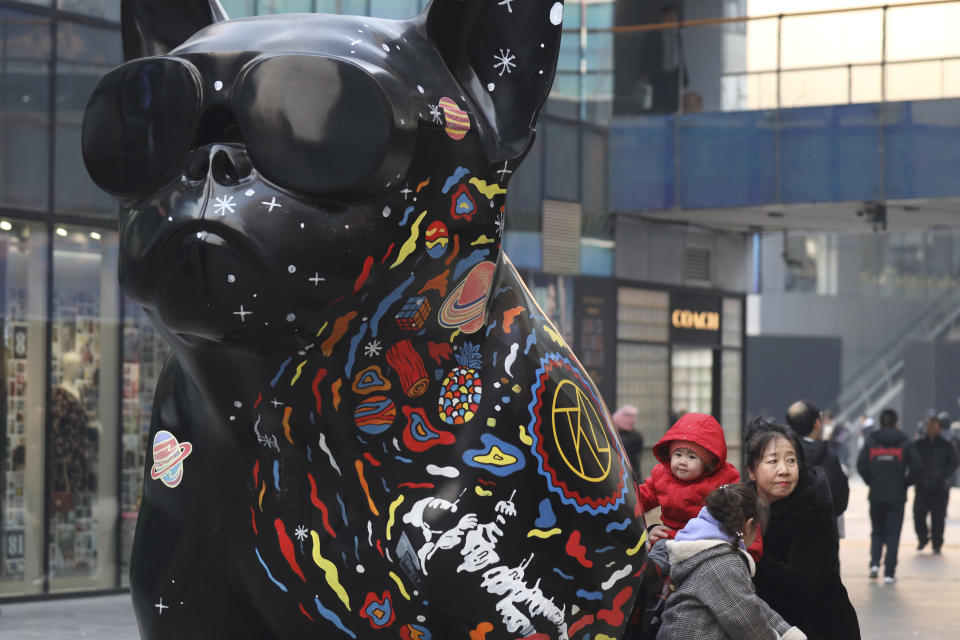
[235,55,414,201]
[82,58,201,197]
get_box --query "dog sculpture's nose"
[185,144,253,186]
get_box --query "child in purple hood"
[648,484,806,640]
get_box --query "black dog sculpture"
[82,1,648,638]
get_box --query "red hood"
[652,413,728,469]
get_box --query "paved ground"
[1,478,959,638]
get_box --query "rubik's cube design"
[395,295,431,331]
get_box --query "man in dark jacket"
[786,400,849,519]
[908,412,959,553]
[857,408,910,582]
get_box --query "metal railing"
[552,0,960,120]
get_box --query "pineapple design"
[438,342,483,424]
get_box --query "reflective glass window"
[369,0,418,19]
[57,1,120,22]
[0,220,47,597]
[258,0,312,14]
[0,10,51,212]
[119,301,170,586]
[54,22,122,216]
[48,226,119,592]
[220,0,255,18]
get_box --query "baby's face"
[670,447,706,481]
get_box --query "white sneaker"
[884,576,896,584]
[869,566,879,578]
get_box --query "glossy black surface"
[84,1,649,638]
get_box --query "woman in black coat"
[744,418,860,640]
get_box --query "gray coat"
[653,539,806,640]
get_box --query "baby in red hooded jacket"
[637,412,742,544]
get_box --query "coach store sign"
[670,292,721,345]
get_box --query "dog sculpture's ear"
[121,0,228,61]
[424,0,566,160]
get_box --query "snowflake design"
[213,194,236,216]
[493,48,516,77]
[428,104,443,124]
[495,211,505,236]
[294,525,309,541]
[364,340,383,357]
[498,0,515,12]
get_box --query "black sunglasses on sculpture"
[81,53,423,203]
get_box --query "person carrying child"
[638,412,741,543]
[649,484,806,640]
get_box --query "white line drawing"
[364,340,383,357]
[429,104,443,124]
[154,598,169,615]
[497,161,512,182]
[498,0,515,13]
[233,305,252,322]
[493,49,517,76]
[262,196,282,212]
[400,185,413,200]
[294,525,309,541]
[214,194,236,216]
[309,273,325,286]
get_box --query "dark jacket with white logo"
[857,426,910,503]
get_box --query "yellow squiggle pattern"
[386,494,405,541]
[543,325,565,346]
[527,528,562,539]
[469,177,507,199]
[475,486,493,497]
[448,328,461,344]
[258,481,265,511]
[310,530,351,610]
[518,425,533,446]
[471,235,495,246]
[390,211,427,269]
[388,571,411,600]
[290,360,307,385]
[315,320,328,338]
[626,530,648,556]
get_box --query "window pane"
[119,300,170,587]
[671,347,713,417]
[617,287,668,343]
[49,226,119,592]
[258,0,312,14]
[55,22,122,216]
[616,342,669,448]
[369,0,418,19]
[0,10,51,212]
[722,297,742,347]
[0,220,47,597]
[57,1,120,22]
[721,349,742,454]
[220,0,255,18]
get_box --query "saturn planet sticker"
[151,430,193,488]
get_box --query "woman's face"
[748,435,799,503]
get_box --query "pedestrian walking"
[908,412,959,553]
[856,408,910,583]
[613,404,645,476]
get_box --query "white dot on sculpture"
[286,313,296,322]
[417,85,424,94]
[487,83,495,91]
[356,564,365,573]
[288,265,296,273]
[549,2,563,25]
[214,80,223,91]
[227,274,236,283]
[381,44,390,52]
